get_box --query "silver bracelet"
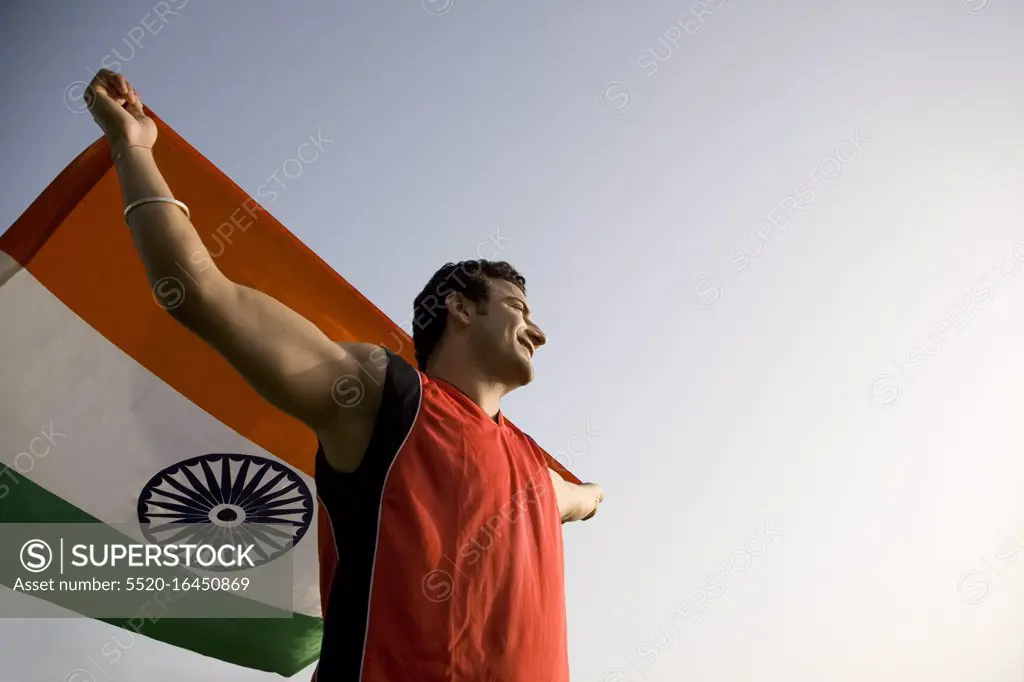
[124,197,191,221]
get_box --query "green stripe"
[0,464,322,677]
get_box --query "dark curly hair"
[412,260,526,371]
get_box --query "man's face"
[468,278,546,387]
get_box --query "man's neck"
[426,355,506,420]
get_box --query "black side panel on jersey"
[313,349,422,680]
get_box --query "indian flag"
[0,108,579,676]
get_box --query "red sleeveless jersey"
[313,350,569,681]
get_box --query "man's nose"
[526,325,546,349]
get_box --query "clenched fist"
[84,69,157,152]
[578,482,604,521]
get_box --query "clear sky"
[4,0,1024,680]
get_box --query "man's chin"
[504,357,534,388]
[520,358,536,384]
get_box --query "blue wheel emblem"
[137,453,313,571]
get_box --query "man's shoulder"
[334,342,408,385]
[317,344,414,474]
[336,341,388,363]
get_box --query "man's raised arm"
[85,69,380,472]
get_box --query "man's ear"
[446,292,473,326]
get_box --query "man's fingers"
[106,73,127,102]
[85,82,123,110]
[88,69,129,100]
[86,74,115,106]
[103,69,126,95]
[125,94,145,117]
[83,76,135,132]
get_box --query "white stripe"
[0,250,20,289]
[357,362,422,682]
[0,259,321,618]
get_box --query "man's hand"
[576,482,604,521]
[84,69,157,151]
[577,481,606,518]
[549,470,604,523]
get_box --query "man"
[83,70,604,680]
